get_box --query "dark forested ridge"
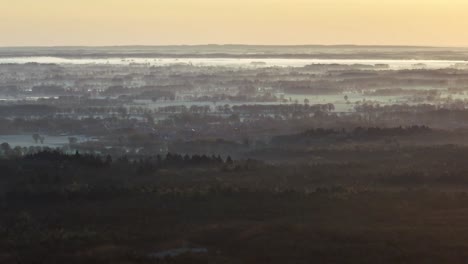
[3,141,468,263]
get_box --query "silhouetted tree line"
[135,152,229,174]
[0,150,238,199]
[23,150,111,168]
[0,104,57,117]
[300,125,431,137]
[231,103,335,115]
[272,126,432,145]
[352,125,431,137]
[2,150,233,171]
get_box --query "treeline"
[2,149,234,170]
[231,103,335,114]
[351,125,431,136]
[272,126,432,145]
[134,153,232,174]
[0,150,239,196]
[0,104,58,117]
[17,150,233,166]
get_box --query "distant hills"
[0,45,468,60]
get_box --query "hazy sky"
[2,0,468,47]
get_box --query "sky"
[2,0,468,47]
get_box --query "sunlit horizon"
[3,0,468,47]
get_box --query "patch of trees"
[0,85,19,96]
[1,150,233,173]
[231,103,335,115]
[351,126,431,137]
[135,153,228,174]
[0,104,58,117]
[31,85,66,95]
[272,126,432,145]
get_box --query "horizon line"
[0,44,467,49]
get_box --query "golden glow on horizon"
[2,0,468,46]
